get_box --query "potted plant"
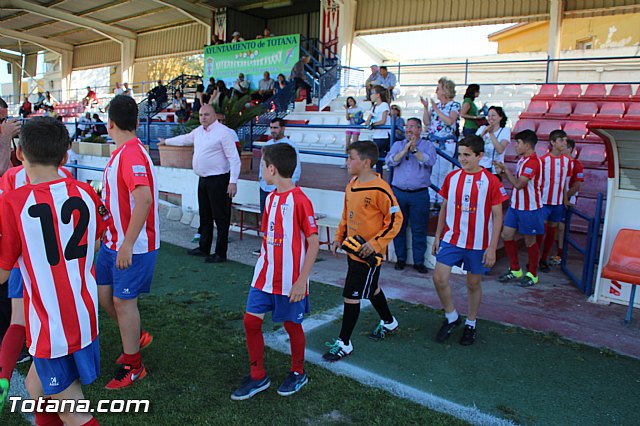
[77,134,111,157]
[158,113,199,168]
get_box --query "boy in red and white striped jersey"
[432,135,507,345]
[95,95,159,390]
[537,130,573,272]
[494,129,545,287]
[232,143,319,401]
[0,117,110,425]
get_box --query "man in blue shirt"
[252,118,302,255]
[379,66,398,100]
[385,117,437,273]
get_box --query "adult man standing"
[252,118,302,255]
[365,65,381,101]
[0,97,19,176]
[114,82,124,96]
[148,80,168,106]
[378,66,398,100]
[385,118,437,273]
[159,104,240,263]
[290,56,312,105]
[251,72,276,102]
[123,82,134,98]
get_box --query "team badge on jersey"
[132,165,147,177]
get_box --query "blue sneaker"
[277,371,308,397]
[230,375,270,401]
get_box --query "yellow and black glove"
[341,235,383,268]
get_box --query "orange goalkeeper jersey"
[334,175,403,264]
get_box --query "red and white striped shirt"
[251,187,318,296]
[0,178,113,358]
[439,168,508,250]
[0,165,72,194]
[540,153,573,205]
[567,158,585,205]
[102,138,159,253]
[511,154,543,211]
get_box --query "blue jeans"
[373,137,390,176]
[392,187,430,264]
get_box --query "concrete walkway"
[159,204,640,359]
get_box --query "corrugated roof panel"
[73,39,120,69]
[0,12,50,30]
[118,10,190,32]
[53,0,114,15]
[56,29,104,45]
[136,23,208,59]
[86,0,161,21]
[29,22,78,38]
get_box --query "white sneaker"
[369,316,399,341]
[322,338,353,362]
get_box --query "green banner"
[204,34,300,90]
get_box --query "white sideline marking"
[264,304,516,426]
[9,370,35,425]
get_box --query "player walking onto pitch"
[96,95,159,389]
[0,117,111,425]
[323,141,403,362]
[231,143,319,400]
[431,136,508,345]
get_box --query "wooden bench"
[315,214,341,249]
[232,203,262,240]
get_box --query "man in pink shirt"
[159,104,241,263]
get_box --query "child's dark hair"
[19,117,69,167]
[262,143,296,178]
[566,138,576,150]
[458,135,484,155]
[347,140,378,167]
[108,95,138,131]
[549,129,567,142]
[514,129,538,147]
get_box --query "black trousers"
[198,173,231,257]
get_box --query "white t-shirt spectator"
[476,125,511,169]
[370,102,390,139]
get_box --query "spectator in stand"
[210,80,229,109]
[422,77,460,207]
[251,72,275,102]
[114,82,124,96]
[551,138,584,265]
[263,27,272,38]
[206,77,216,95]
[385,117,437,274]
[460,84,481,137]
[19,96,32,118]
[42,91,58,116]
[390,105,405,141]
[344,97,364,165]
[365,65,381,101]
[211,34,223,45]
[123,82,134,98]
[230,31,245,43]
[173,90,190,122]
[92,113,107,136]
[33,91,45,111]
[476,106,510,177]
[148,80,168,107]
[290,56,312,105]
[232,73,250,97]
[0,97,19,175]
[193,84,205,113]
[77,112,93,138]
[275,74,287,95]
[378,66,398,101]
[83,86,99,108]
[364,85,391,177]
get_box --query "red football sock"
[541,226,557,260]
[527,244,540,276]
[0,324,26,380]
[34,399,63,426]
[284,321,305,374]
[503,240,520,271]
[244,313,265,380]
[536,234,544,251]
[82,418,100,426]
[556,246,563,257]
[122,351,141,369]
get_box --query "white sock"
[465,319,477,328]
[445,310,458,324]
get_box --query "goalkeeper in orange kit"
[323,141,403,362]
